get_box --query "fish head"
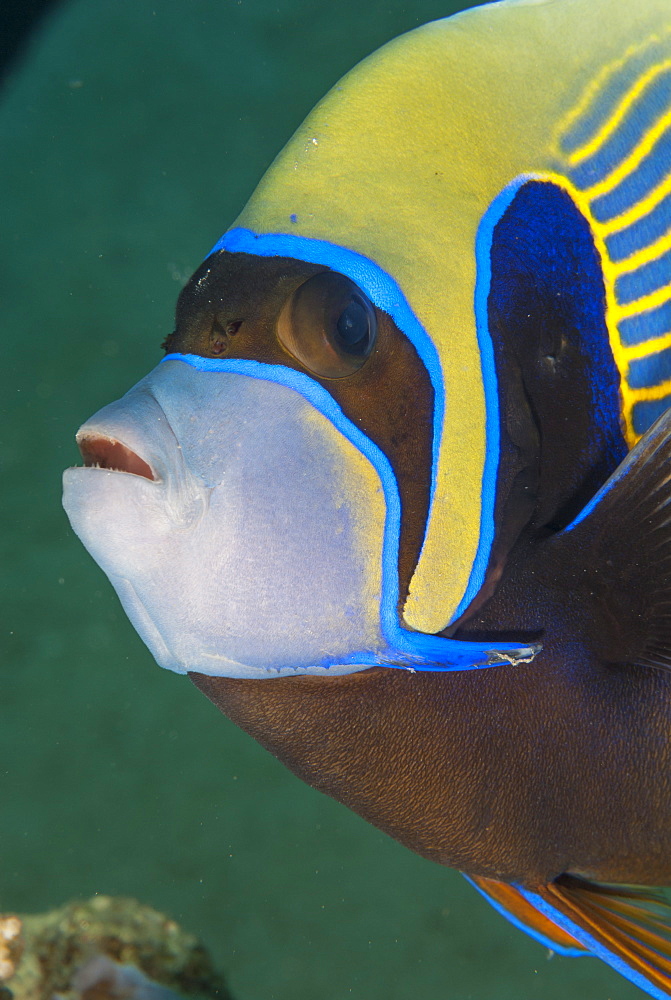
[63,246,538,678]
[63,3,596,679]
[63,251,438,678]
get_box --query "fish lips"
[63,386,208,578]
[76,432,157,483]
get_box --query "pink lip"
[77,433,157,481]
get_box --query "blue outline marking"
[209,226,445,518]
[463,875,586,957]
[161,354,536,671]
[211,225,502,634]
[517,885,671,1000]
[446,177,530,625]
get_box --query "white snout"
[63,360,387,678]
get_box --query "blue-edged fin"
[519,876,671,999]
[550,405,671,672]
[465,874,586,955]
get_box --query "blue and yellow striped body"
[553,32,671,442]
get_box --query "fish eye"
[276,271,377,378]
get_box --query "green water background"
[0,1,642,997]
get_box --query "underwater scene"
[1,0,666,997]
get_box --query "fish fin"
[520,875,671,999]
[465,874,586,955]
[551,406,671,671]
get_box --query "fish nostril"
[77,433,157,481]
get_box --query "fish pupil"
[335,298,369,354]
[276,271,376,377]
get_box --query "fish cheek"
[228,311,435,615]
[112,365,388,674]
[323,313,434,611]
[169,253,435,614]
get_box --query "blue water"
[0,1,642,997]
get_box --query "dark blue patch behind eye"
[486,179,626,530]
[489,181,623,442]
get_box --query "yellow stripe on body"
[553,32,671,445]
[611,226,671,274]
[583,107,671,201]
[623,330,671,363]
[613,283,671,320]
[599,167,671,237]
[551,33,668,158]
[567,59,671,167]
[629,379,671,404]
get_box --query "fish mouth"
[76,432,157,482]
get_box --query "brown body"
[192,628,671,888]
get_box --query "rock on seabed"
[0,896,232,1000]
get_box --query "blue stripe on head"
[210,226,444,520]
[161,353,536,671]
[212,226,503,640]
[441,180,527,625]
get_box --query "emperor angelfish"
[63,0,671,995]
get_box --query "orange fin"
[524,875,671,998]
[466,874,586,955]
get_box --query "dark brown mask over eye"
[167,250,434,614]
